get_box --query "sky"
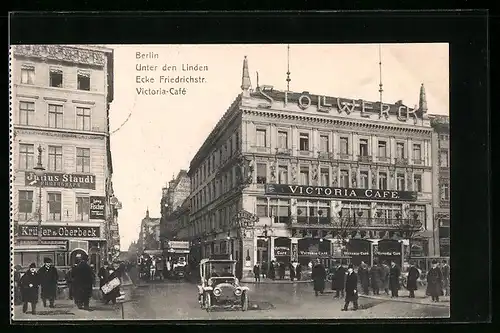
[107,43,449,250]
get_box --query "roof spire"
[419,83,428,113]
[378,44,384,104]
[241,56,251,92]
[146,207,149,218]
[256,71,260,91]
[286,44,291,91]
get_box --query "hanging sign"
[90,196,106,219]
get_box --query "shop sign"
[344,251,370,256]
[17,225,100,238]
[266,184,417,201]
[299,250,329,256]
[90,196,106,219]
[374,251,401,256]
[168,241,190,250]
[274,246,290,256]
[25,172,96,189]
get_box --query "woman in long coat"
[20,263,40,314]
[369,261,383,295]
[311,261,326,296]
[427,260,443,302]
[406,262,420,298]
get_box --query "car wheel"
[204,292,211,311]
[241,292,249,311]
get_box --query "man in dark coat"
[268,260,276,280]
[369,260,383,295]
[389,261,401,297]
[441,260,450,296]
[381,261,390,295]
[289,262,296,281]
[311,260,326,296]
[253,264,261,282]
[332,261,346,298]
[100,262,121,305]
[72,254,95,310]
[342,264,359,311]
[279,262,286,280]
[427,260,443,302]
[296,263,302,281]
[20,263,40,314]
[358,261,370,295]
[37,257,59,308]
[406,261,420,298]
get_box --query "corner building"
[187,57,436,279]
[11,45,116,269]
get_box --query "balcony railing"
[377,156,390,163]
[317,151,334,160]
[292,217,423,230]
[412,159,424,165]
[275,148,292,156]
[339,154,351,160]
[440,200,450,208]
[298,150,313,157]
[395,157,408,166]
[358,155,373,163]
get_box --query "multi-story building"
[430,115,450,258]
[11,44,118,269]
[183,56,437,279]
[138,209,161,255]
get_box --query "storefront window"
[269,198,290,223]
[256,198,268,217]
[297,200,308,224]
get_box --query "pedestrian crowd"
[252,260,303,282]
[14,254,127,315]
[309,258,450,311]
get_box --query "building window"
[299,133,310,151]
[49,68,63,88]
[413,144,422,161]
[48,104,63,128]
[256,163,267,184]
[340,170,349,188]
[379,172,387,190]
[48,146,63,171]
[76,196,90,221]
[441,183,450,201]
[360,171,369,189]
[76,148,91,173]
[256,129,267,147]
[397,173,405,191]
[278,131,288,149]
[18,190,33,221]
[47,193,62,221]
[440,150,449,167]
[378,141,387,157]
[320,135,329,152]
[413,174,422,192]
[19,101,35,125]
[76,107,91,131]
[77,70,91,91]
[256,198,268,217]
[320,168,329,186]
[340,137,349,155]
[278,165,288,184]
[396,142,405,159]
[299,166,309,185]
[21,64,35,84]
[359,139,369,156]
[19,143,34,170]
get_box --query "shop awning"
[14,244,66,252]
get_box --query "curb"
[241,279,313,284]
[359,294,450,308]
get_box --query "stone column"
[269,236,275,262]
[291,238,299,262]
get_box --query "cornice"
[13,126,107,140]
[14,45,106,67]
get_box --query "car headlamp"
[208,280,213,286]
[234,288,242,296]
[213,288,221,296]
[234,278,239,284]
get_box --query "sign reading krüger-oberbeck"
[265,184,417,201]
[25,172,96,189]
[17,225,101,238]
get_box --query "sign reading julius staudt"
[25,172,96,189]
[265,184,417,201]
[18,225,100,238]
[90,196,106,219]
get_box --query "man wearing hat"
[342,264,359,311]
[427,259,444,302]
[72,253,95,310]
[37,257,59,308]
[19,263,40,314]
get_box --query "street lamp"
[33,145,45,245]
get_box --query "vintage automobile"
[197,254,249,311]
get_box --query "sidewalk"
[359,289,450,308]
[241,278,313,284]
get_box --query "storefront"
[15,223,106,269]
[274,237,291,264]
[345,239,372,266]
[297,238,331,266]
[374,239,403,267]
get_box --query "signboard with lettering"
[90,196,106,219]
[374,239,402,267]
[345,239,372,266]
[25,172,96,189]
[17,225,100,238]
[168,241,190,250]
[266,184,417,201]
[274,246,290,256]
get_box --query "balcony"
[317,151,334,160]
[252,146,271,154]
[357,155,373,163]
[440,200,450,208]
[275,148,292,156]
[395,157,408,166]
[338,154,351,161]
[298,150,313,157]
[412,159,424,165]
[377,156,390,163]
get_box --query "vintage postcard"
[10,43,450,321]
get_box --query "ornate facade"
[183,56,437,279]
[11,44,120,269]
